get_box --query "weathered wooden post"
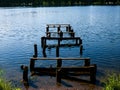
[21,65,29,86]
[56,58,62,84]
[56,45,59,57]
[84,59,90,66]
[68,25,71,32]
[41,37,47,57]
[70,29,74,37]
[46,26,49,32]
[80,38,82,44]
[23,66,28,83]
[41,37,45,48]
[80,44,83,55]
[66,26,68,31]
[60,31,63,38]
[58,39,60,47]
[43,45,46,57]
[47,32,51,37]
[76,38,79,45]
[30,58,35,72]
[33,44,38,58]
[57,26,60,33]
[90,64,97,83]
[72,32,75,38]
[57,58,62,67]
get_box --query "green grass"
[103,73,120,90]
[0,69,21,90]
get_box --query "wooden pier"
[41,24,83,57]
[30,57,97,83]
[29,24,97,84]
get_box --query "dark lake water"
[0,6,120,81]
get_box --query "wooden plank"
[47,24,70,28]
[46,32,75,34]
[30,57,90,60]
[46,44,80,48]
[44,37,80,40]
[32,65,94,75]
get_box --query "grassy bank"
[102,73,120,90]
[0,69,21,90]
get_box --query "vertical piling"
[56,45,59,57]
[41,37,45,48]
[66,26,68,31]
[57,26,60,33]
[47,32,51,37]
[57,58,62,67]
[76,39,78,45]
[46,26,49,32]
[33,44,38,58]
[80,38,82,44]
[84,59,90,66]
[80,44,83,55]
[68,25,71,32]
[43,45,46,57]
[90,64,97,83]
[23,66,29,84]
[56,58,62,84]
[58,39,60,47]
[30,59,35,72]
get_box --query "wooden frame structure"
[30,57,97,83]
[29,24,97,85]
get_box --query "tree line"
[0,0,120,7]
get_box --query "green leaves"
[0,69,21,90]
[103,73,120,90]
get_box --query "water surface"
[0,6,120,80]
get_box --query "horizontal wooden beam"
[30,57,90,60]
[46,32,75,34]
[44,37,80,39]
[47,24,70,28]
[32,65,95,75]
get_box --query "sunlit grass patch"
[0,69,21,90]
[103,73,120,90]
